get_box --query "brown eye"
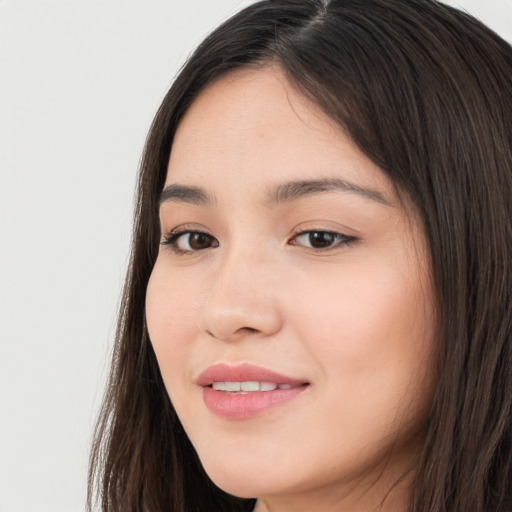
[291,231,357,251]
[187,232,216,250]
[161,231,219,253]
[307,232,337,248]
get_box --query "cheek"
[298,259,430,333]
[289,253,435,416]
[145,261,199,393]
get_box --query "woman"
[88,1,512,511]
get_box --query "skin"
[146,66,436,512]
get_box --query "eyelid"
[160,222,211,241]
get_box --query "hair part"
[89,1,512,510]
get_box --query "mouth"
[197,363,310,420]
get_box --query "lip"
[196,363,307,387]
[197,363,309,420]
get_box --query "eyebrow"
[265,178,392,207]
[159,184,214,206]
[159,177,392,208]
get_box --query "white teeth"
[240,381,260,392]
[211,381,293,392]
[225,381,241,392]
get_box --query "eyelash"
[160,229,358,254]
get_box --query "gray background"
[0,1,510,511]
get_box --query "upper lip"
[196,363,308,387]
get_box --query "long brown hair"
[88,1,512,510]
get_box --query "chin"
[198,454,296,499]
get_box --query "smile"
[197,364,310,420]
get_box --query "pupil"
[310,232,334,248]
[190,233,210,250]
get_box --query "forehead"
[167,66,394,202]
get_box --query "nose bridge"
[200,239,281,341]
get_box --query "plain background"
[0,1,510,511]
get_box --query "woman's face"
[146,67,436,511]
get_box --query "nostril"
[206,326,259,340]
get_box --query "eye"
[290,230,357,250]
[161,230,219,253]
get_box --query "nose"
[198,246,283,342]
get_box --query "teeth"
[225,381,241,392]
[241,381,260,392]
[211,381,295,392]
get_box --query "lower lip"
[202,385,307,420]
